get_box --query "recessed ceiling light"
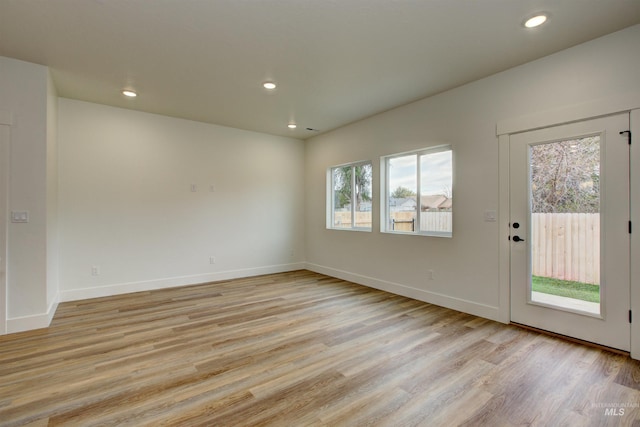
[263,82,277,90]
[121,89,137,98]
[524,14,548,28]
[288,123,297,129]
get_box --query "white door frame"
[631,109,640,359]
[497,92,640,358]
[0,110,12,336]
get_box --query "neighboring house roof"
[389,195,452,210]
[421,195,452,210]
[341,201,372,212]
[357,201,372,212]
[389,197,415,207]
[438,197,453,209]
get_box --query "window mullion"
[331,169,337,227]
[385,159,390,231]
[415,153,421,234]
[351,166,356,228]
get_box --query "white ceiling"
[1,1,639,139]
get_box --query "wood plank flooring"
[1,270,639,426]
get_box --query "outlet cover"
[484,210,497,222]
[11,211,29,223]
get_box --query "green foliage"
[532,275,600,303]
[390,186,416,199]
[333,164,372,209]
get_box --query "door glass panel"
[529,136,601,315]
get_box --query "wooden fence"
[332,212,372,229]
[332,211,599,284]
[333,211,451,233]
[532,213,600,285]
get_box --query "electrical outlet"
[428,269,435,280]
[191,184,197,192]
[209,256,216,264]
[11,211,29,223]
[484,210,497,222]
[91,265,101,276]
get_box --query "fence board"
[333,211,372,229]
[333,211,452,233]
[531,213,600,285]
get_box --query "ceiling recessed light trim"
[263,82,277,90]
[121,89,137,98]
[524,13,548,28]
[287,123,297,129]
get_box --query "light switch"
[11,211,29,223]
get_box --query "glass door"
[510,113,630,351]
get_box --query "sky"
[388,150,452,196]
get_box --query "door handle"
[512,235,525,242]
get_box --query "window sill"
[381,230,452,238]
[327,227,372,233]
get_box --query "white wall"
[0,56,51,329]
[304,25,640,321]
[58,99,305,300]
[46,70,59,310]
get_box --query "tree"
[390,186,416,199]
[333,164,372,210]
[440,184,452,199]
[530,137,600,213]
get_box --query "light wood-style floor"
[1,270,639,426]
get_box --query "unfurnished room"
[1,1,640,425]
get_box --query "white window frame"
[327,160,373,232]
[380,145,453,237]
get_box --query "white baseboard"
[305,263,500,322]
[60,262,306,302]
[7,293,59,334]
[9,262,498,334]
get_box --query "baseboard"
[10,262,497,333]
[305,263,500,322]
[7,292,59,334]
[60,262,306,302]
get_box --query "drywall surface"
[46,70,59,310]
[58,99,305,299]
[305,25,640,320]
[0,56,49,321]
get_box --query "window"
[382,146,452,237]
[328,161,373,231]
